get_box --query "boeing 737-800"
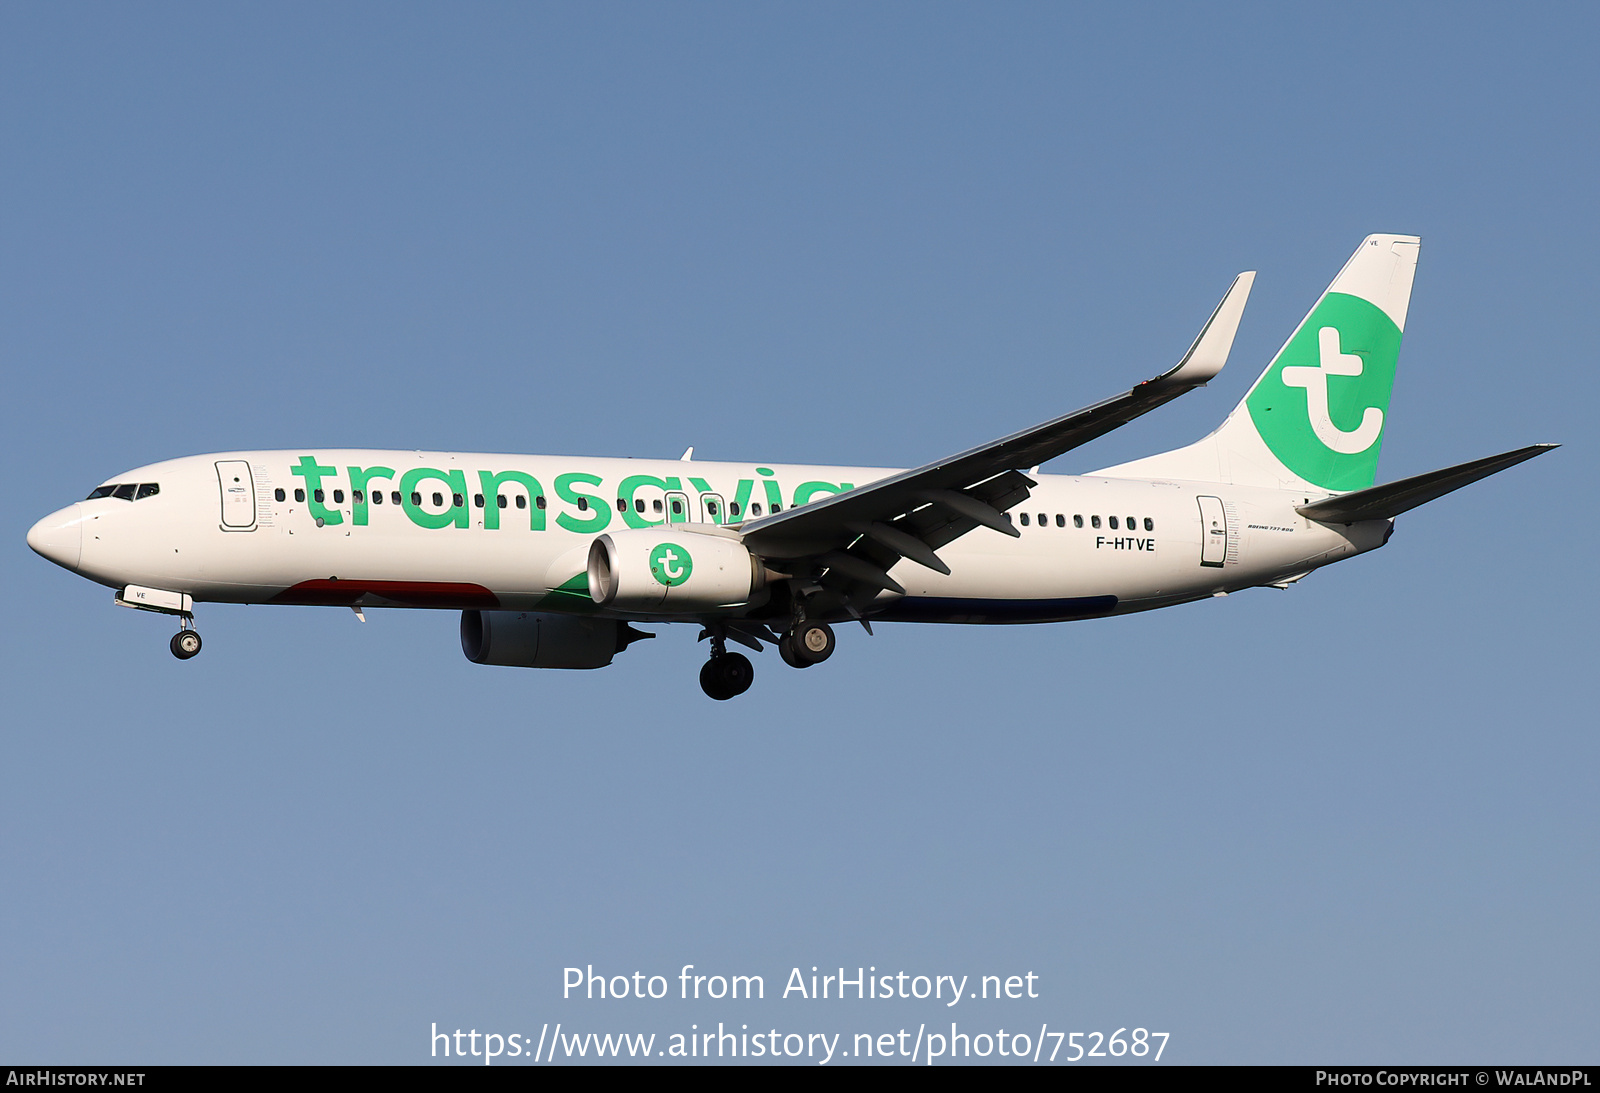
[26,235,1555,699]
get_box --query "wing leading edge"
[737,271,1256,615]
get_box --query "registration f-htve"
[27,235,1555,699]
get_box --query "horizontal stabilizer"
[1297,444,1558,523]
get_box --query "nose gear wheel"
[170,629,202,659]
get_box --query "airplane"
[26,234,1557,700]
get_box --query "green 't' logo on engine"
[1247,292,1402,492]
[649,542,693,586]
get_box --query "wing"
[737,271,1256,617]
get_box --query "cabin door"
[216,461,257,530]
[1197,495,1227,568]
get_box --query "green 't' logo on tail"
[1247,292,1402,492]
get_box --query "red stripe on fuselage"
[268,580,500,609]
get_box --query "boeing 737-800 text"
[27,235,1556,698]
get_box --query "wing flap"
[807,473,1036,609]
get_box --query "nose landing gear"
[113,585,203,661]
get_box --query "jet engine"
[460,610,649,670]
[587,528,764,612]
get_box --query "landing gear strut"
[779,620,834,668]
[169,618,202,660]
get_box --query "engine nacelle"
[460,610,645,670]
[587,528,764,612]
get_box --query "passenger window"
[432,492,443,507]
[411,492,422,506]
[274,488,286,502]
[751,503,763,516]
[1074,515,1083,528]
[372,491,383,505]
[1055,514,1065,527]
[707,500,719,516]
[497,494,507,509]
[653,499,663,513]
[635,499,645,513]
[136,483,160,499]
[616,498,626,512]
[474,494,484,509]
[577,497,588,511]
[671,500,683,515]
[352,490,363,504]
[313,489,325,503]
[295,489,306,503]
[391,492,401,505]
[1020,513,1030,526]
[516,495,527,510]
[1108,516,1118,530]
[536,496,546,509]
[1127,516,1136,529]
[1144,517,1154,531]
[1038,512,1047,526]
[333,490,345,504]
[452,493,464,508]
[730,502,740,516]
[771,503,781,513]
[1091,515,1100,529]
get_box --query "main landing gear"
[699,627,754,700]
[169,618,202,660]
[700,651,754,701]
[777,620,834,669]
[697,618,837,700]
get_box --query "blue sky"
[2,2,1595,1064]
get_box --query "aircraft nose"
[27,504,84,571]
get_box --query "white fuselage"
[35,449,1389,624]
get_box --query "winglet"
[1154,270,1255,387]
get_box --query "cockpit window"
[87,482,161,501]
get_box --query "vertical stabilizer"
[1096,234,1420,493]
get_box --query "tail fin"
[1096,234,1421,492]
